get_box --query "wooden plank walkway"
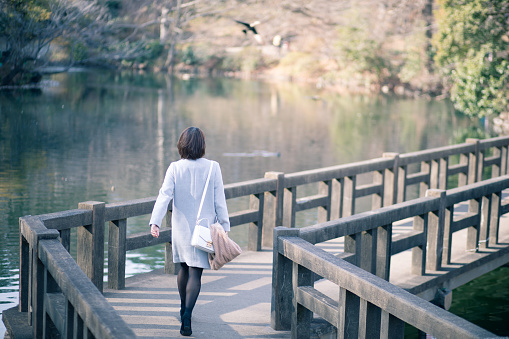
[104,250,290,339]
[104,208,509,339]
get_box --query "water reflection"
[0,70,478,335]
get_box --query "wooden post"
[342,176,356,217]
[248,193,264,251]
[411,213,427,275]
[318,180,332,223]
[271,227,300,330]
[263,172,284,248]
[372,170,383,210]
[426,189,446,271]
[458,153,469,187]
[466,138,480,183]
[330,178,342,219]
[164,208,179,275]
[380,310,405,339]
[491,146,501,178]
[376,224,392,280]
[64,301,75,339]
[343,175,360,264]
[359,299,382,338]
[77,201,105,292]
[338,287,360,338]
[108,219,127,289]
[292,262,313,339]
[283,186,297,228]
[501,146,508,175]
[43,265,60,338]
[420,161,431,197]
[466,198,481,252]
[26,217,59,338]
[60,229,71,252]
[397,165,406,203]
[32,253,45,338]
[19,227,29,313]
[360,228,377,274]
[479,195,491,250]
[439,157,448,190]
[383,152,399,206]
[489,192,501,246]
[442,201,454,266]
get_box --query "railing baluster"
[466,198,481,252]
[292,262,313,339]
[248,193,264,251]
[411,213,427,275]
[360,228,377,274]
[60,229,71,252]
[164,207,178,275]
[318,180,332,223]
[458,153,469,186]
[263,172,284,248]
[19,232,30,313]
[271,227,300,330]
[479,195,491,250]
[376,224,392,280]
[420,161,431,197]
[383,152,399,206]
[283,186,297,228]
[77,201,105,292]
[338,287,360,339]
[108,219,126,289]
[425,189,446,271]
[466,138,480,183]
[372,170,383,210]
[397,165,407,203]
[489,192,501,246]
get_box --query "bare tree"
[0,0,155,86]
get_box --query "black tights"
[177,263,203,318]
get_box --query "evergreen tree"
[433,0,509,118]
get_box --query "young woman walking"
[149,126,230,336]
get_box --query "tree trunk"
[165,0,182,72]
[0,61,23,86]
[423,0,434,73]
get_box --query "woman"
[149,127,230,336]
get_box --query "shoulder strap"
[196,161,214,223]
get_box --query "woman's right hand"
[150,224,160,238]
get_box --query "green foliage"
[71,42,88,62]
[433,0,509,118]
[181,46,198,66]
[398,29,428,83]
[335,26,389,81]
[278,52,321,77]
[219,47,266,73]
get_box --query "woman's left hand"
[150,224,160,238]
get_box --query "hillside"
[119,0,437,96]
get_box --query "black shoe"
[180,316,192,336]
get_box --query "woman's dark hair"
[177,127,206,160]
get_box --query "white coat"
[149,158,230,268]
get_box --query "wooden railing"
[19,215,136,338]
[271,175,509,338]
[16,136,509,338]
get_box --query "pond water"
[0,70,507,337]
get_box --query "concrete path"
[104,250,290,339]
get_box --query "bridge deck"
[104,250,288,339]
[104,211,509,339]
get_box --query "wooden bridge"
[4,137,509,338]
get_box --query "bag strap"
[196,161,214,224]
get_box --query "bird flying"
[235,20,260,35]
